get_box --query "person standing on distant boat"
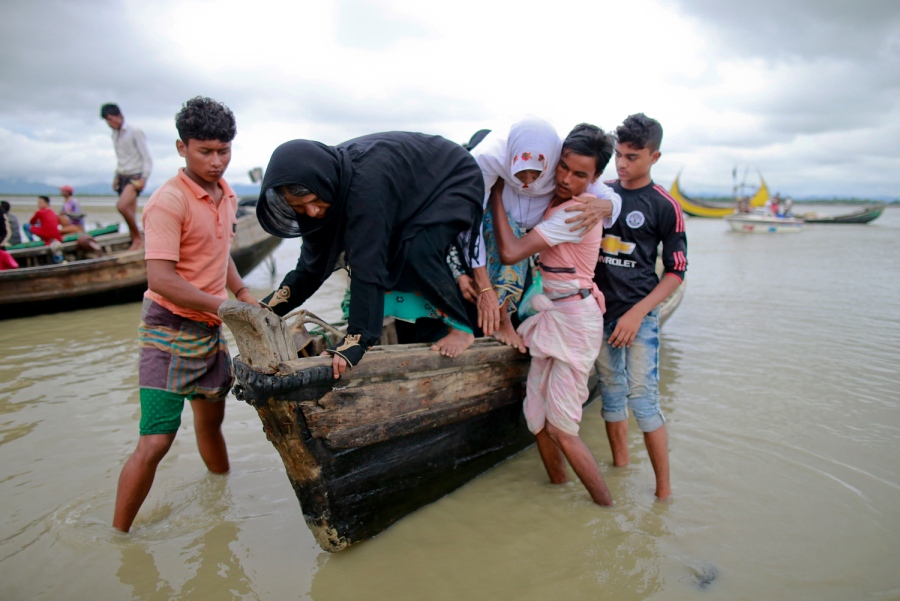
[488,123,615,506]
[256,132,483,378]
[101,103,153,251]
[0,202,19,270]
[591,113,687,501]
[456,116,621,353]
[113,96,259,533]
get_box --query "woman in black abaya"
[256,132,484,378]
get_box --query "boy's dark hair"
[0,201,10,212]
[175,96,237,143]
[562,123,615,176]
[100,103,121,119]
[615,113,663,152]
[38,195,51,204]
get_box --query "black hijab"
[257,140,353,282]
[257,132,483,288]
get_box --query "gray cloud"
[1,0,898,198]
[655,0,900,196]
[673,0,900,62]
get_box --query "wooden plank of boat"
[221,270,686,552]
[6,224,120,252]
[724,213,804,233]
[0,211,281,319]
[792,203,886,224]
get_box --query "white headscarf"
[471,115,562,203]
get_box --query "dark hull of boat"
[1,286,151,318]
[231,338,532,552]
[235,353,532,550]
[797,204,885,224]
[0,250,148,318]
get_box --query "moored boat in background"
[669,173,769,218]
[791,203,886,224]
[724,211,804,233]
[0,201,281,319]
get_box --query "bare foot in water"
[431,328,474,357]
[492,311,527,353]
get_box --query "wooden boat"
[791,203,886,224]
[219,274,684,552]
[669,174,769,218]
[724,211,804,233]
[6,223,120,251]
[0,202,281,319]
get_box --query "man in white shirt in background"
[101,103,153,250]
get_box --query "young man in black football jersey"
[591,113,687,500]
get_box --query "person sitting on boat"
[487,122,615,506]
[256,132,484,379]
[591,113,686,501]
[23,196,62,245]
[113,96,259,534]
[0,202,19,270]
[766,193,782,217]
[782,196,793,217]
[58,185,86,234]
[456,115,621,353]
[0,201,22,245]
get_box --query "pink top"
[142,169,237,325]
[534,199,604,288]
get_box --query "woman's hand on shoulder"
[564,194,611,234]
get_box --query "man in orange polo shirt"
[113,96,259,533]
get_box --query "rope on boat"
[232,358,334,406]
[283,308,345,342]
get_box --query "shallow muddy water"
[1,205,898,600]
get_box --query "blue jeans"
[593,308,666,433]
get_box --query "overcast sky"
[1,0,898,198]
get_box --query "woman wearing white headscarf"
[458,115,621,351]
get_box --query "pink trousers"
[517,293,603,436]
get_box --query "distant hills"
[0,178,261,198]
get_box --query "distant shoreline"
[0,195,148,210]
[0,191,260,209]
[2,193,895,209]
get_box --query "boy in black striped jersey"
[591,113,687,501]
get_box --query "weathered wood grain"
[219,301,297,374]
